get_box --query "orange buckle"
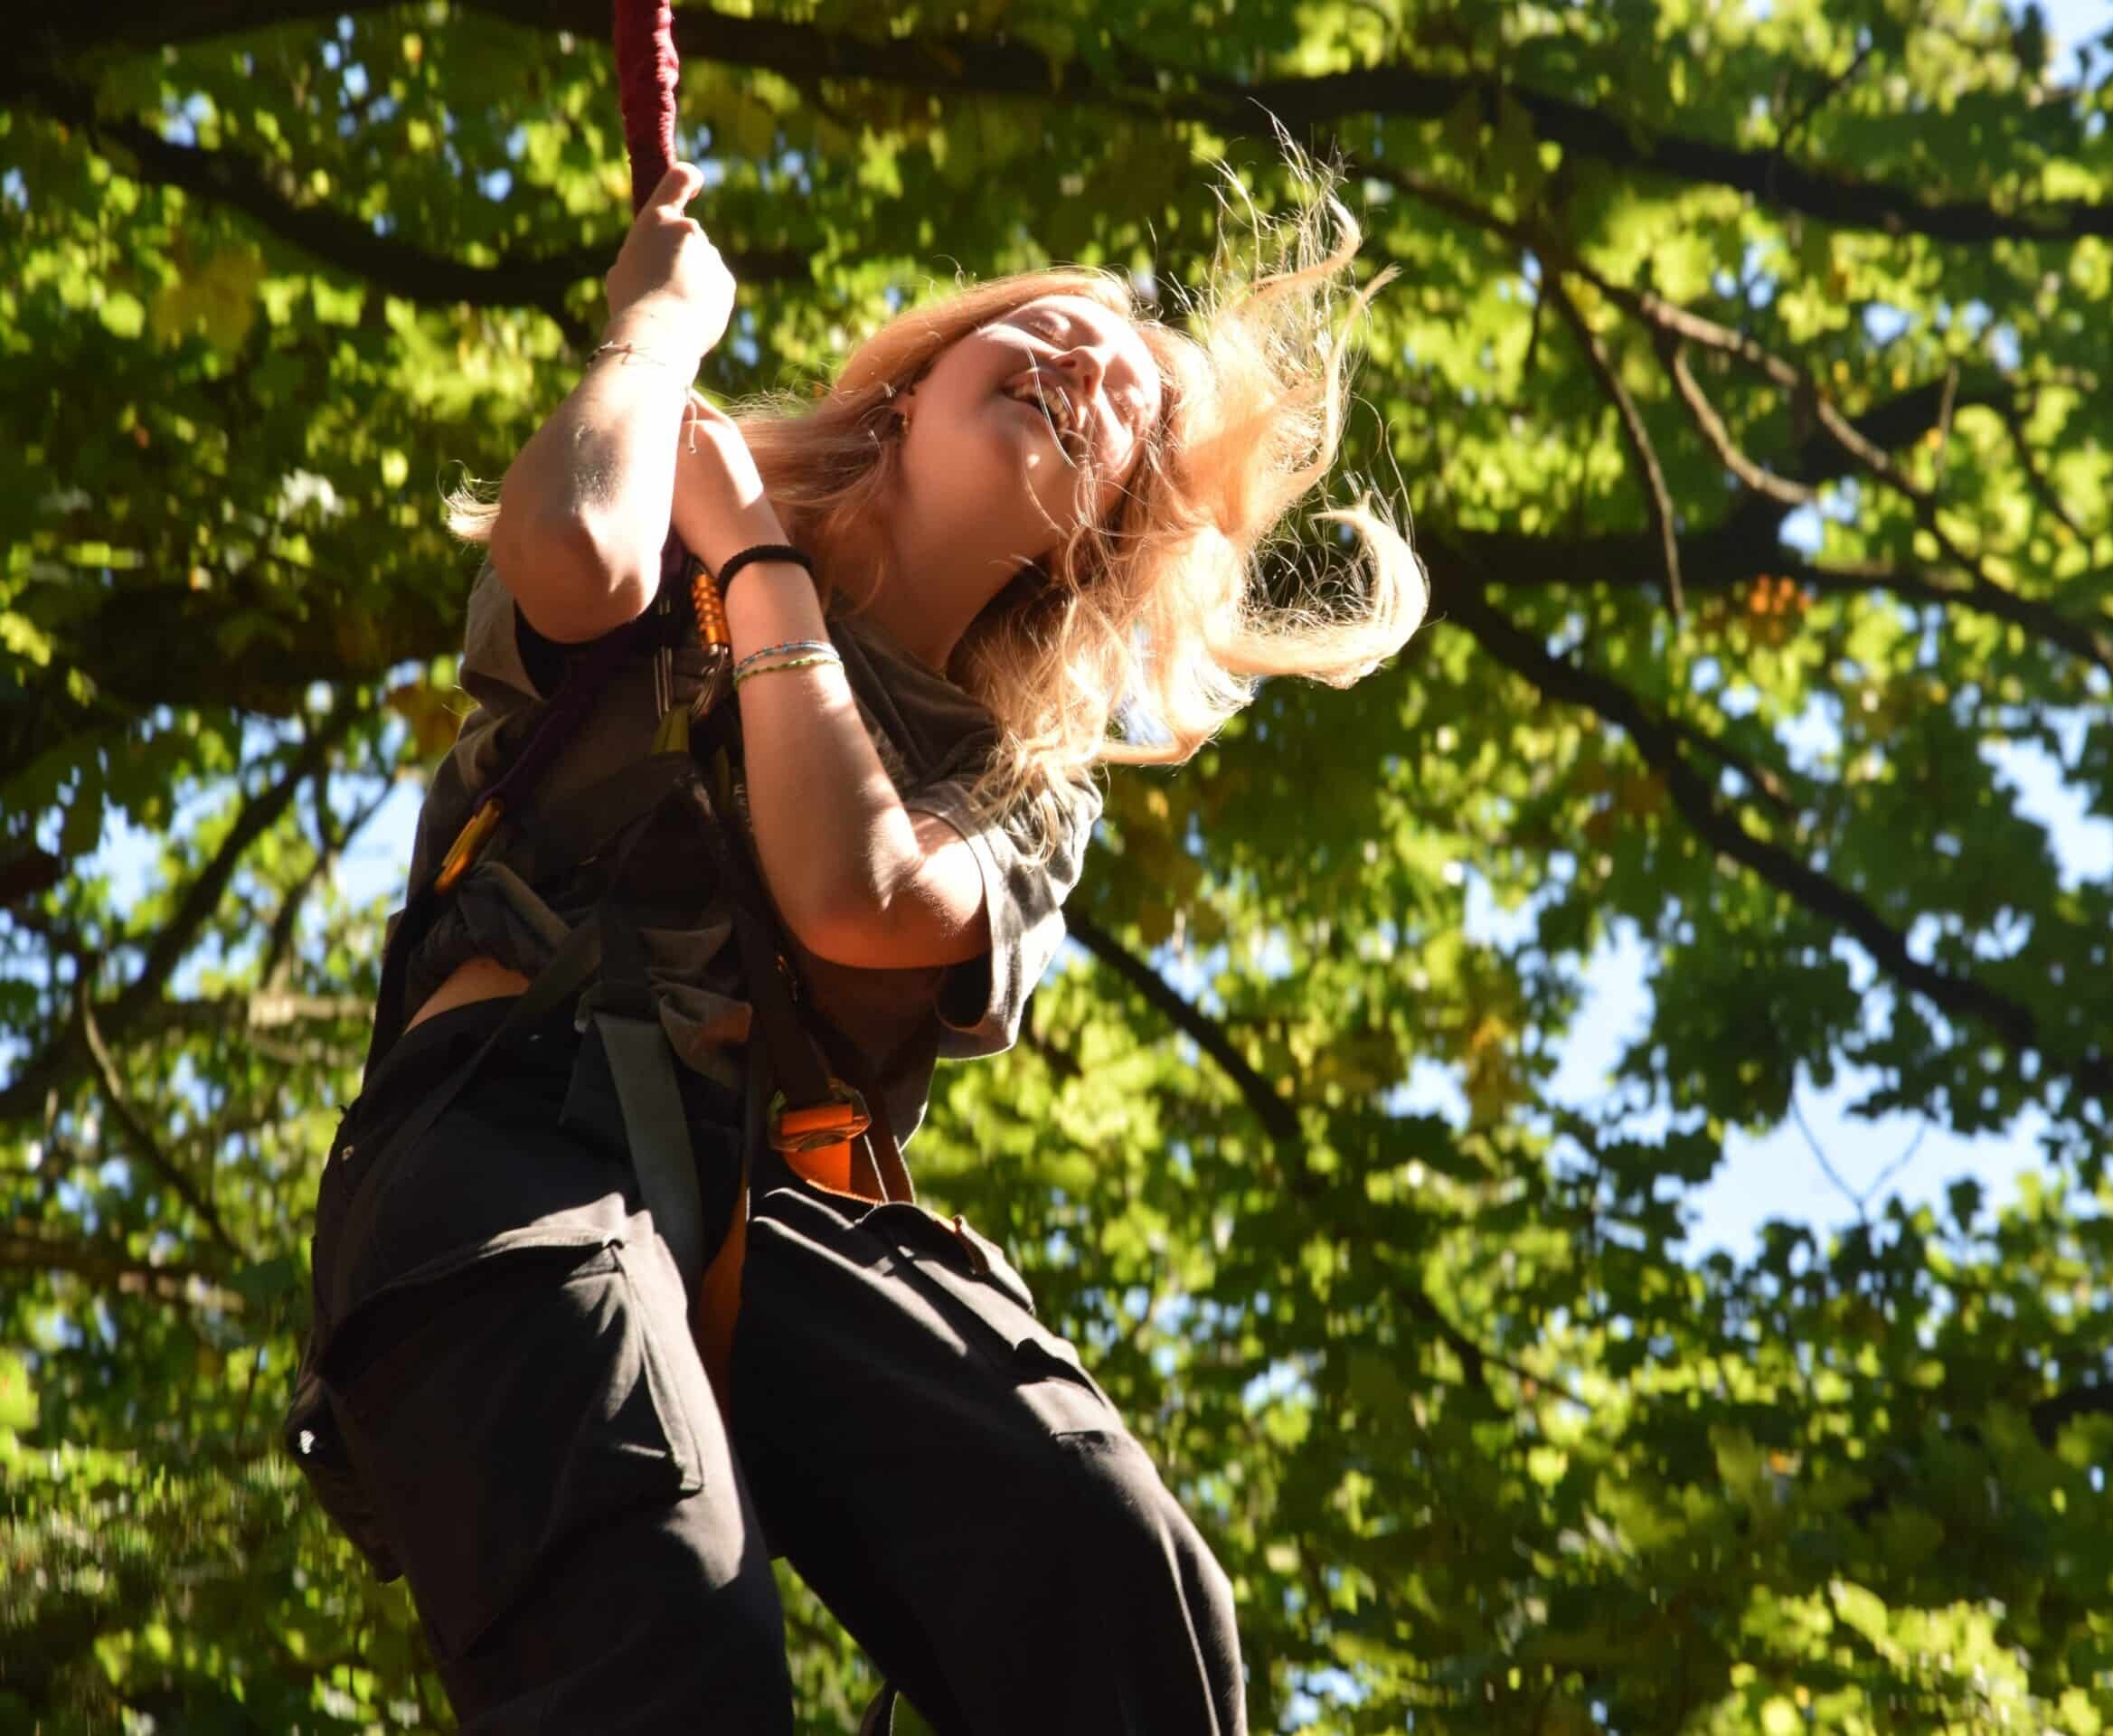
[434,799,504,895]
[769,1082,873,1155]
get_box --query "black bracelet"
[714,543,814,596]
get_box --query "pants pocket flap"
[330,1241,712,1660]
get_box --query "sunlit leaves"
[6,0,2113,1728]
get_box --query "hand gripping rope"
[614,0,733,660]
[433,0,730,899]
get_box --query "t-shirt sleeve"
[456,558,545,705]
[445,559,629,788]
[902,773,1101,1060]
[398,560,553,914]
[412,558,632,883]
[458,557,576,705]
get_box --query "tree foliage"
[5,0,2113,1728]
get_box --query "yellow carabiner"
[434,799,504,895]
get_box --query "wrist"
[603,300,709,368]
[723,554,825,636]
[677,497,790,575]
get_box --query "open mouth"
[1002,374,1083,456]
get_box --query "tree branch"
[137,992,374,1037]
[1065,910,1301,1147]
[0,1222,242,1312]
[20,73,806,347]
[1360,164,2113,680]
[0,718,350,1126]
[1776,40,1875,160]
[1543,274,1684,618]
[1991,396,2092,544]
[1660,336,1816,507]
[1664,717,1805,823]
[1436,510,2113,681]
[648,7,2113,246]
[79,986,247,1259]
[1784,554,2113,678]
[1441,576,2113,1106]
[31,3,2108,246]
[116,722,352,1028]
[261,775,391,987]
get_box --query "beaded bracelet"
[731,649,843,690]
[734,638,835,675]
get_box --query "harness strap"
[594,1007,709,1291]
[505,750,701,889]
[693,713,907,1204]
[857,1684,899,1736]
[365,915,607,1190]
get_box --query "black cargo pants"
[306,997,1245,1733]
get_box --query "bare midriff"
[404,954,533,1033]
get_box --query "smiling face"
[891,292,1166,574]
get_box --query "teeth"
[1006,379,1072,439]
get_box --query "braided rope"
[613,0,679,218]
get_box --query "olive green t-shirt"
[393,561,1099,1144]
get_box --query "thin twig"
[262,778,391,987]
[1,715,351,1125]
[230,1344,269,1460]
[1066,909,1301,1147]
[1790,1097,1868,1223]
[1991,396,2089,542]
[1443,581,2113,1107]
[1660,335,1816,506]
[1930,363,1959,489]
[1520,255,1547,386]
[1360,163,2113,683]
[1665,715,1806,822]
[1544,274,1684,618]
[78,983,246,1258]
[1778,41,1875,158]
[1863,1120,1931,1206]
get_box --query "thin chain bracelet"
[731,651,843,690]
[590,340,696,381]
[734,638,835,674]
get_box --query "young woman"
[300,151,1422,1733]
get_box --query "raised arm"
[490,165,733,644]
[489,163,989,971]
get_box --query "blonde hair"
[455,145,1425,850]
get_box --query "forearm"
[670,410,987,967]
[492,307,699,641]
[722,567,971,961]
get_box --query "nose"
[1049,342,1106,401]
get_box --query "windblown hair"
[749,148,1422,847]
[454,144,1425,851]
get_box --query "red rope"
[614,0,679,217]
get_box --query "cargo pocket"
[853,1201,1119,1433]
[327,1237,712,1661]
